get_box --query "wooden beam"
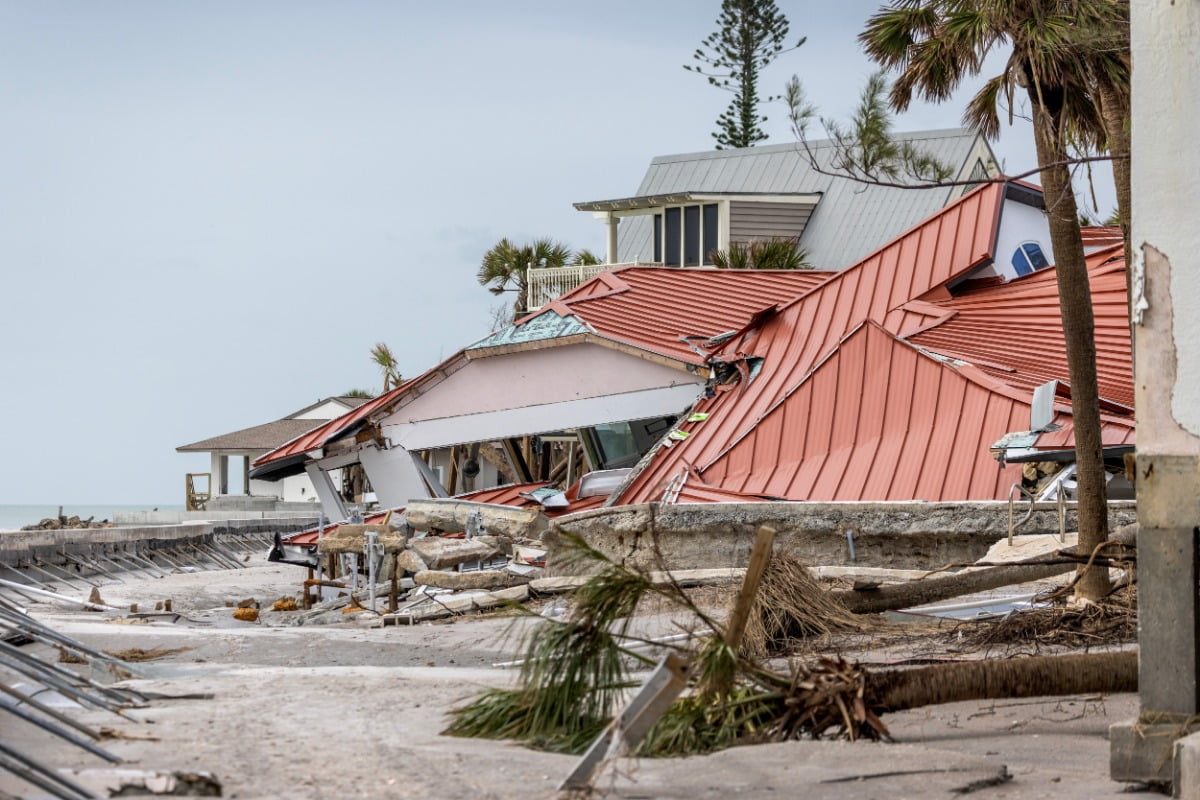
[724,525,776,650]
[559,652,689,791]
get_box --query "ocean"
[0,504,183,531]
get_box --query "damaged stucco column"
[1111,3,1200,792]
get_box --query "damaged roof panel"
[509,267,834,367]
[616,180,1133,505]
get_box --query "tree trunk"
[833,562,1076,615]
[1095,76,1134,361]
[1028,84,1113,600]
[871,650,1136,712]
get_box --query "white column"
[605,213,620,264]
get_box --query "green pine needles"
[686,0,806,149]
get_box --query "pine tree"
[686,0,804,149]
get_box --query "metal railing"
[526,261,660,310]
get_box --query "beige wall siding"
[728,201,815,244]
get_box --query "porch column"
[242,455,251,495]
[1111,2,1200,791]
[605,213,620,264]
[211,453,228,497]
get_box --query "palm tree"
[710,237,812,269]
[369,342,402,392]
[860,0,1129,600]
[477,238,573,320]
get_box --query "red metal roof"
[254,380,415,467]
[618,183,1135,505]
[518,266,834,366]
[1080,225,1124,248]
[686,322,1033,501]
[908,245,1133,407]
[620,182,1007,503]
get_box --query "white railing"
[526,261,659,310]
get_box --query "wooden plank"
[558,652,689,791]
[723,525,776,649]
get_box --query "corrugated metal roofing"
[512,266,833,366]
[614,129,988,271]
[253,381,415,468]
[617,181,1134,505]
[693,322,1033,501]
[908,245,1133,407]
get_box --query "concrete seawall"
[546,501,1139,573]
[0,516,317,570]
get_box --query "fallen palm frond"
[445,534,657,751]
[950,584,1137,654]
[446,534,1140,759]
[742,554,871,658]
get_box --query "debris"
[386,584,529,624]
[236,598,258,609]
[743,553,870,658]
[232,608,259,622]
[271,597,299,612]
[56,768,221,797]
[395,549,428,574]
[408,537,500,570]
[413,569,531,591]
[104,647,191,663]
[98,727,161,742]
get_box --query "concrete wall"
[113,508,320,525]
[0,516,316,566]
[547,501,1137,574]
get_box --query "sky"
[0,1,1117,505]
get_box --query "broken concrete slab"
[547,501,1138,573]
[408,537,500,570]
[395,549,428,574]
[413,569,532,591]
[405,498,549,540]
[386,584,529,623]
[316,524,406,555]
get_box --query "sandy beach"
[2,554,1139,799]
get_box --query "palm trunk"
[834,562,1076,615]
[1096,77,1134,362]
[871,650,1136,712]
[1027,88,1113,601]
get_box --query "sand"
[0,554,1140,799]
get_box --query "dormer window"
[654,203,720,266]
[574,192,820,267]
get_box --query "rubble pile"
[22,514,115,531]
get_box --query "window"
[1011,241,1049,276]
[683,205,700,266]
[653,202,721,266]
[664,207,681,266]
[703,203,719,263]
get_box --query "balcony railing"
[526,261,659,311]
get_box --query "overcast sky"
[0,1,1116,505]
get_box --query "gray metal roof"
[611,128,993,271]
[467,311,591,351]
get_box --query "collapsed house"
[249,267,833,521]
[609,180,1134,506]
[254,178,1133,532]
